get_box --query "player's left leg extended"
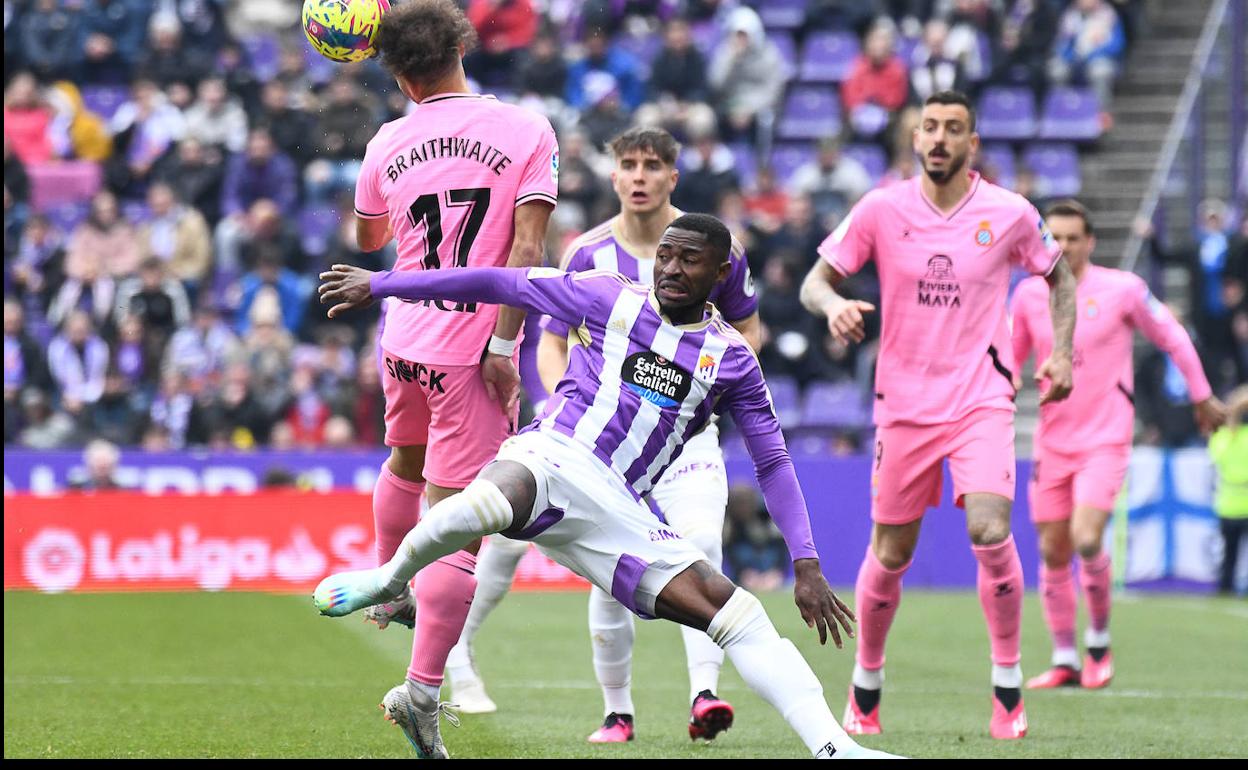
[1071,504,1114,688]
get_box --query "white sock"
[588,585,635,716]
[446,535,528,681]
[707,588,859,758]
[379,479,513,594]
[992,664,1023,689]
[406,678,440,703]
[1085,627,1111,649]
[678,524,727,702]
[1051,647,1080,668]
[852,663,884,691]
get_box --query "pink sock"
[374,465,425,565]
[972,535,1024,667]
[1080,552,1112,633]
[1039,562,1077,652]
[407,550,478,687]
[854,546,910,671]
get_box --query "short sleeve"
[714,238,759,321]
[817,196,876,277]
[514,118,560,208]
[353,140,387,219]
[1011,204,1062,276]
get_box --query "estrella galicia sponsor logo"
[385,357,448,393]
[622,351,691,408]
[917,254,962,308]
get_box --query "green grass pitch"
[5,589,1246,758]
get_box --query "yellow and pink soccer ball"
[302,0,391,63]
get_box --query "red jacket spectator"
[4,73,53,164]
[468,0,537,54]
[841,55,908,112]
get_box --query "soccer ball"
[302,0,391,63]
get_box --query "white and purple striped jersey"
[370,266,818,561]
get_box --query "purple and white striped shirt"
[371,266,818,561]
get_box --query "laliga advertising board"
[3,492,587,594]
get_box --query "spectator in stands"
[164,300,240,385]
[10,213,65,311]
[842,20,908,139]
[254,79,314,166]
[45,82,113,162]
[213,40,262,114]
[154,138,225,225]
[723,484,790,590]
[514,30,568,101]
[47,256,115,331]
[106,78,186,195]
[945,0,999,84]
[137,182,213,294]
[567,27,644,112]
[238,198,305,274]
[93,365,144,445]
[70,438,127,491]
[788,136,872,229]
[146,370,209,449]
[216,128,298,271]
[670,129,739,215]
[65,190,139,281]
[182,77,248,155]
[1136,300,1205,447]
[136,12,211,90]
[1210,385,1248,595]
[641,17,710,129]
[577,72,632,150]
[352,338,387,446]
[986,0,1059,94]
[48,309,109,421]
[3,72,54,165]
[758,253,821,382]
[235,251,307,336]
[1048,0,1125,118]
[18,0,82,83]
[708,7,785,140]
[744,167,790,235]
[4,134,31,250]
[752,194,826,277]
[79,0,148,85]
[115,257,191,355]
[17,388,79,449]
[1227,216,1248,384]
[109,312,152,392]
[241,306,295,435]
[304,76,380,202]
[464,0,538,89]
[284,362,331,448]
[207,362,271,448]
[909,18,968,104]
[4,299,52,439]
[323,414,357,450]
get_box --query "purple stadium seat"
[754,0,807,30]
[239,35,281,82]
[122,201,151,226]
[299,205,341,257]
[767,375,801,429]
[843,143,888,183]
[896,36,920,65]
[728,143,759,191]
[799,30,859,83]
[689,21,722,56]
[1038,87,1102,141]
[80,85,129,121]
[976,87,1037,141]
[970,31,993,81]
[769,142,817,183]
[45,203,89,233]
[27,162,103,212]
[1023,143,1081,197]
[767,31,798,77]
[979,143,1017,190]
[800,381,871,429]
[776,86,841,141]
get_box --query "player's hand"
[481,352,521,416]
[1036,351,1073,405]
[792,558,856,648]
[319,264,377,318]
[1194,396,1229,435]
[822,297,875,345]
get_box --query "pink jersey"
[1011,264,1213,451]
[819,172,1061,426]
[355,93,559,366]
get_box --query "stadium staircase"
[1014,0,1214,453]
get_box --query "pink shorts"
[871,408,1017,526]
[1028,445,1130,522]
[380,349,519,489]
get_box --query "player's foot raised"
[989,688,1028,740]
[842,685,882,735]
[381,681,460,759]
[313,568,392,618]
[587,713,634,743]
[449,674,497,715]
[688,690,734,741]
[1025,665,1081,689]
[1081,649,1114,689]
[363,585,415,630]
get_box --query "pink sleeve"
[1010,203,1062,276]
[353,141,387,219]
[817,196,875,277]
[1126,277,1213,403]
[1009,285,1034,370]
[514,118,559,208]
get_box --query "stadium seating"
[799,381,872,429]
[753,0,807,30]
[80,85,130,122]
[1038,86,1103,142]
[798,30,859,83]
[979,143,1018,190]
[1023,142,1082,197]
[769,142,817,181]
[976,86,1038,140]
[843,143,888,184]
[776,86,842,141]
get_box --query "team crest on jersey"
[1085,298,1099,319]
[1038,217,1056,249]
[696,353,719,381]
[975,220,993,247]
[622,351,692,408]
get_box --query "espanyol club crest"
[975,220,994,247]
[1085,298,1099,319]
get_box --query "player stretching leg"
[315,216,899,759]
[800,90,1077,740]
[1011,201,1226,690]
[446,128,763,743]
[349,0,558,753]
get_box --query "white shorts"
[495,430,707,619]
[649,422,729,559]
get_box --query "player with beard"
[799,90,1078,740]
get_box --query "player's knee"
[387,445,427,482]
[1040,541,1073,568]
[871,537,916,570]
[1073,532,1104,560]
[967,516,1012,546]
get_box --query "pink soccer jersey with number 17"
[354,92,559,366]
[817,171,1062,427]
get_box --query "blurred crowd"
[7,0,1237,454]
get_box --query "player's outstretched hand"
[1035,352,1073,405]
[481,353,521,416]
[1194,396,1229,436]
[792,558,856,648]
[319,264,377,318]
[823,297,875,345]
